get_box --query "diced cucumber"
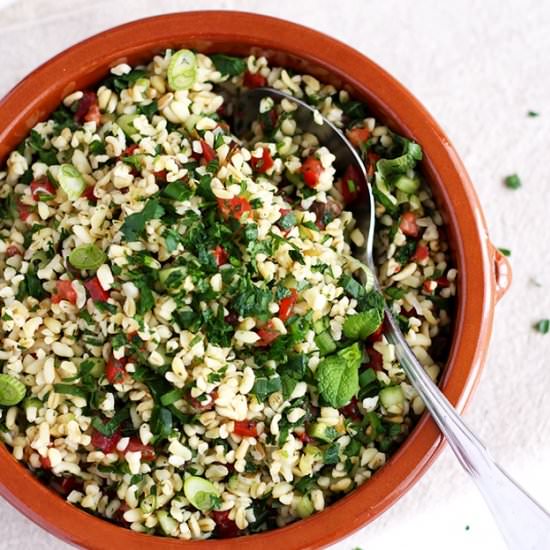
[183,476,219,511]
[313,318,328,334]
[295,495,314,518]
[343,309,382,340]
[394,175,420,194]
[156,510,178,536]
[315,330,337,356]
[359,368,377,388]
[379,385,404,412]
[117,114,140,138]
[308,422,338,443]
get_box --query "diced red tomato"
[339,164,365,205]
[200,139,216,163]
[366,347,383,371]
[366,151,380,178]
[5,245,21,257]
[75,91,101,125]
[213,245,228,267]
[340,397,362,421]
[91,428,122,453]
[368,323,384,343]
[153,169,167,182]
[50,476,82,496]
[217,197,252,220]
[40,455,52,469]
[300,156,323,188]
[82,185,96,201]
[414,244,429,262]
[17,200,32,222]
[423,280,437,294]
[346,126,371,147]
[259,109,278,132]
[212,510,240,539]
[224,311,239,326]
[399,211,419,238]
[250,147,274,174]
[122,144,139,157]
[436,276,450,288]
[125,437,156,462]
[256,322,280,347]
[278,288,298,322]
[59,476,82,495]
[105,355,128,384]
[189,390,218,412]
[30,178,56,201]
[84,276,109,302]
[233,420,258,437]
[51,280,77,305]
[113,502,130,526]
[243,71,267,88]
[85,104,101,125]
[296,430,313,444]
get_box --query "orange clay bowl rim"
[0,11,499,550]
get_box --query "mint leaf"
[120,198,164,241]
[210,54,246,76]
[315,343,362,408]
[342,308,382,340]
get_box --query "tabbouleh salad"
[0,50,456,539]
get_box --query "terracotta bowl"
[0,11,511,550]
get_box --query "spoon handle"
[383,309,550,549]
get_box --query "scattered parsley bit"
[120,198,164,241]
[535,319,549,334]
[498,247,511,257]
[504,174,521,190]
[527,111,539,117]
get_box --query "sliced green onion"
[140,494,157,514]
[183,476,219,511]
[69,244,106,270]
[58,164,86,200]
[160,389,183,406]
[23,397,42,411]
[0,374,26,406]
[117,114,139,137]
[167,49,197,91]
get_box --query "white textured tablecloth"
[1,1,549,548]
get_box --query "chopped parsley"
[504,174,521,190]
[535,319,549,334]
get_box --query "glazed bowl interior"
[0,11,496,550]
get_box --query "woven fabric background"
[0,1,548,548]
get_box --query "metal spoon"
[234,87,550,549]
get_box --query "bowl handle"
[490,242,512,302]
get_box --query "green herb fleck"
[504,174,521,190]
